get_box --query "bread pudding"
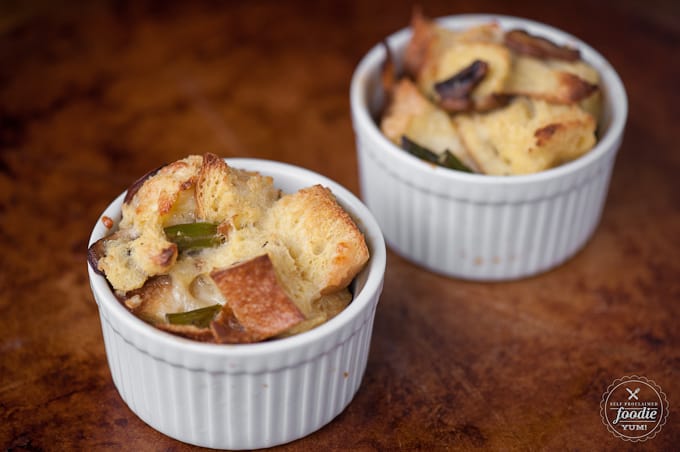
[380,10,602,175]
[88,154,369,343]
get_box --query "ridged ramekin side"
[355,129,617,280]
[95,294,377,450]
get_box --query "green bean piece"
[440,150,473,173]
[401,135,439,164]
[401,136,473,173]
[165,304,222,328]
[164,222,223,252]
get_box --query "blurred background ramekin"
[350,14,627,281]
[87,158,386,450]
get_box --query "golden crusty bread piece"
[96,154,280,293]
[548,59,602,121]
[502,28,601,114]
[195,153,279,228]
[406,11,508,111]
[405,11,600,112]
[405,9,502,79]
[380,78,474,169]
[455,97,597,175]
[262,185,369,295]
[99,156,203,292]
[506,55,599,105]
[423,41,511,111]
[381,78,432,142]
[120,155,202,232]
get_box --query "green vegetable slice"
[164,222,223,252]
[401,136,473,173]
[440,150,473,173]
[165,304,222,328]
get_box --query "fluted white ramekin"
[87,158,386,449]
[350,14,627,280]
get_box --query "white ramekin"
[350,14,627,281]
[87,158,386,449]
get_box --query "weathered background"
[1,0,678,450]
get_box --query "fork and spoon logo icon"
[626,387,640,400]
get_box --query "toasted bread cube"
[195,153,279,228]
[506,56,598,104]
[210,254,305,341]
[428,42,512,108]
[455,97,596,175]
[121,155,203,232]
[262,185,369,295]
[548,59,602,120]
[405,10,502,80]
[380,78,472,167]
[381,78,432,143]
[99,156,203,291]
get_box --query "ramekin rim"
[87,157,387,361]
[349,13,628,186]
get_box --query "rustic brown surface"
[1,0,679,450]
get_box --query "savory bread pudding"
[88,154,370,343]
[380,11,602,175]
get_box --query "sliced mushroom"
[87,228,134,276]
[380,41,397,106]
[87,237,108,276]
[434,60,489,112]
[504,29,580,62]
[120,275,174,323]
[123,165,164,204]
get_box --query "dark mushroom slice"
[434,60,489,113]
[504,29,580,62]
[119,275,174,321]
[380,40,397,111]
[123,164,164,204]
[87,228,134,276]
[87,237,108,276]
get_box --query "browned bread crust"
[210,254,305,342]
